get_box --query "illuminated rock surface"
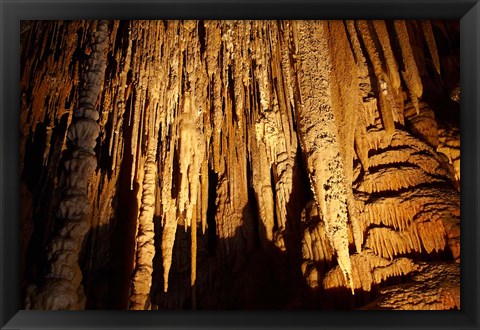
[20,20,460,310]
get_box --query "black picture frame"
[1,0,478,329]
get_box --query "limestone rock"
[20,19,460,310]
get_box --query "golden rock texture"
[20,20,460,310]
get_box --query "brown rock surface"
[20,20,460,310]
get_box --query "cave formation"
[20,20,460,310]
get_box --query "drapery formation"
[20,20,460,310]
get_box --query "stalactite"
[372,258,418,283]
[394,20,423,115]
[345,20,370,88]
[268,21,298,250]
[327,21,364,253]
[362,97,378,128]
[356,20,395,138]
[250,22,277,245]
[294,20,354,294]
[344,21,371,171]
[251,140,276,243]
[200,160,209,235]
[279,21,298,113]
[20,21,88,176]
[159,21,182,294]
[178,101,204,228]
[365,227,421,259]
[205,21,223,173]
[110,23,132,172]
[354,113,370,172]
[372,20,401,91]
[161,212,177,293]
[25,20,109,310]
[421,20,441,76]
[129,24,148,191]
[356,185,458,229]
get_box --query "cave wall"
[20,20,460,310]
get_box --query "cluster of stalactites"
[133,20,303,298]
[21,19,458,310]
[298,19,460,298]
[104,20,451,300]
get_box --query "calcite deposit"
[20,20,460,310]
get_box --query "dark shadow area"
[206,166,219,256]
[21,113,71,305]
[149,213,163,309]
[151,221,302,310]
[22,123,47,193]
[106,90,139,310]
[171,145,180,200]
[80,223,114,309]
[106,163,139,310]
[95,109,115,179]
[197,20,206,58]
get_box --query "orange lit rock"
[20,20,460,310]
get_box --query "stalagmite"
[129,142,157,310]
[25,21,109,310]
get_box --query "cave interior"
[20,19,460,310]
